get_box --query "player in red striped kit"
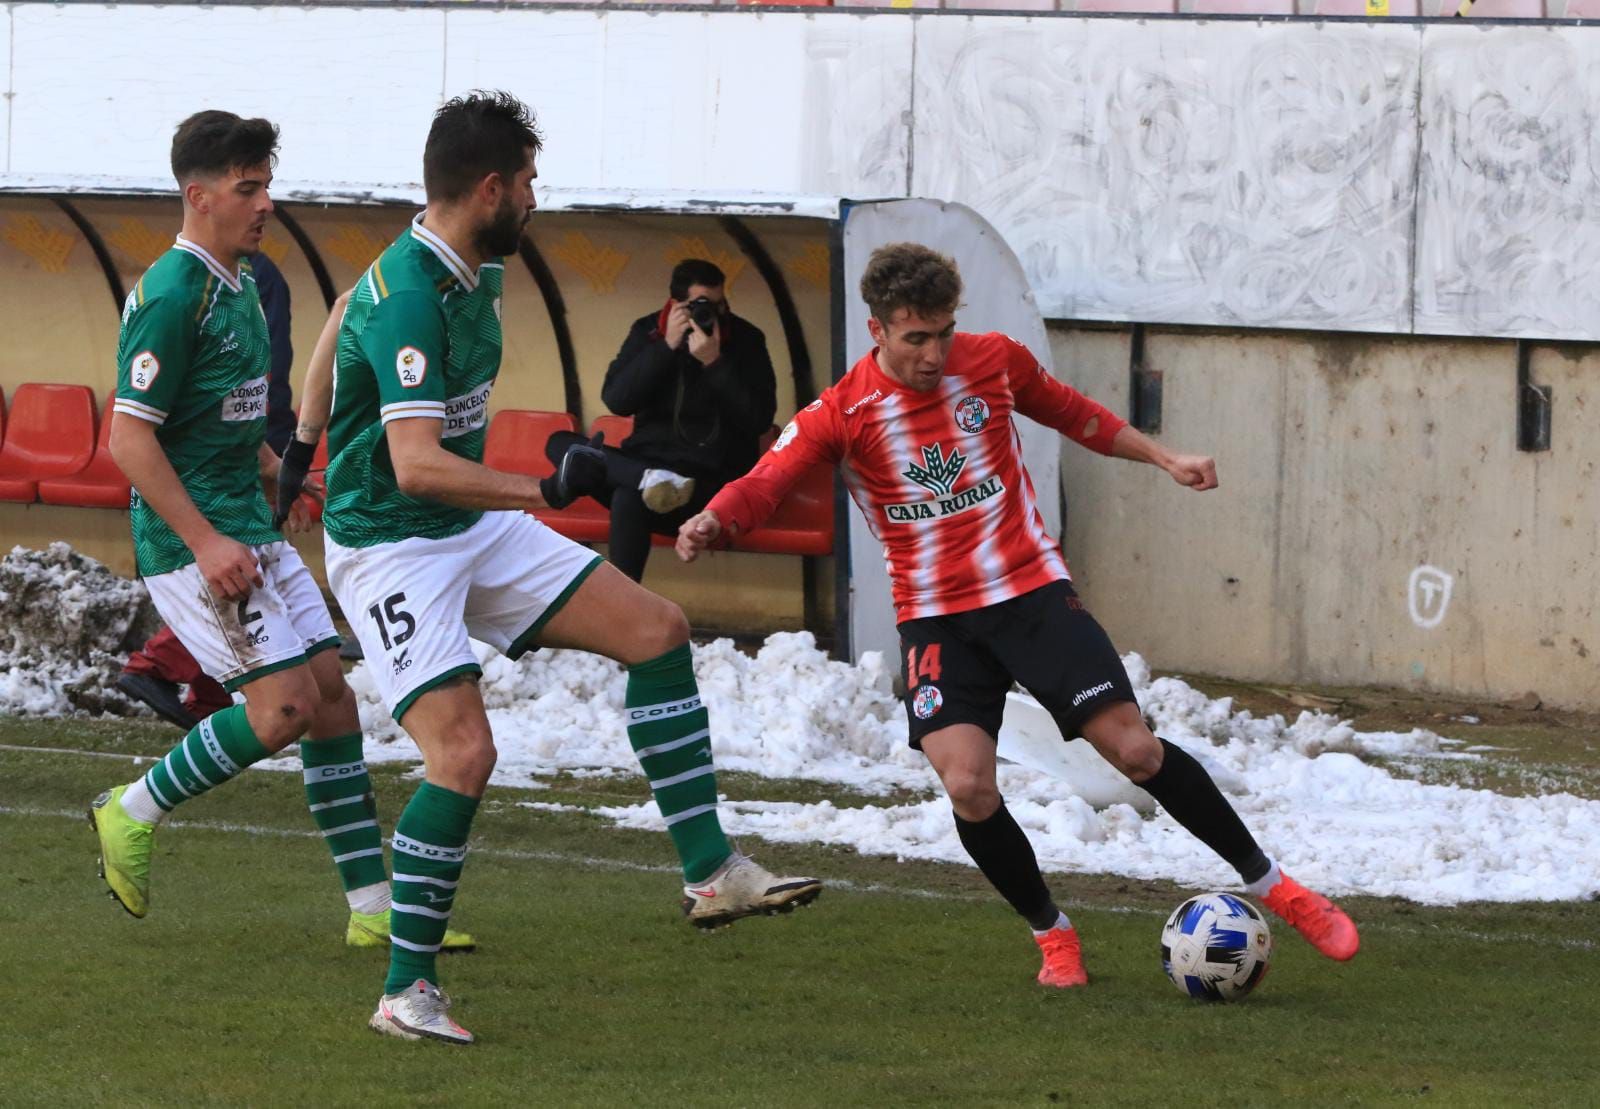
[677,243,1358,987]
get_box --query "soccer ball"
[1160,892,1273,1002]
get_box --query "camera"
[687,296,720,334]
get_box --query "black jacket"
[600,310,777,482]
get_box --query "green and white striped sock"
[301,735,389,912]
[385,781,478,995]
[625,643,732,885]
[120,704,268,821]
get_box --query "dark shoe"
[338,639,365,662]
[116,673,199,730]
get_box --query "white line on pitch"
[4,803,1595,951]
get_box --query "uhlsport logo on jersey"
[886,442,1006,524]
[396,346,427,388]
[130,351,160,391]
[954,396,990,433]
[911,684,943,720]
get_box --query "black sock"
[953,803,1060,930]
[1139,739,1271,884]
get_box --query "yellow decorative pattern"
[787,243,831,292]
[104,218,169,269]
[666,237,745,291]
[257,231,290,265]
[2,215,76,273]
[324,225,391,271]
[548,230,629,295]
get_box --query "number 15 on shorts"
[369,591,416,652]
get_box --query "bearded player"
[678,242,1358,987]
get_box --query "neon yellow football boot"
[88,784,155,918]
[346,909,477,953]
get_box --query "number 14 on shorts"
[907,643,942,683]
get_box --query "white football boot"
[681,853,822,929]
[369,979,474,1045]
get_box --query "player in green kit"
[285,92,821,1045]
[88,110,473,955]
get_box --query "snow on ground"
[0,544,158,716]
[326,632,1600,906]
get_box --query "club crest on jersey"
[130,351,160,391]
[954,396,990,433]
[911,684,943,720]
[396,346,427,388]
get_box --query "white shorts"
[143,540,341,691]
[325,510,602,723]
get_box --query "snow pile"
[0,544,159,715]
[340,632,1600,905]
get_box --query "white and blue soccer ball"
[1160,892,1273,1002]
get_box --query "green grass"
[3,717,1599,1107]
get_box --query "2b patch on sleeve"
[130,351,161,391]
[396,346,428,388]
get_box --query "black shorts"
[896,578,1137,750]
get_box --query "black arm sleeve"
[253,252,296,456]
[600,316,677,416]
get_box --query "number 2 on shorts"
[906,642,943,684]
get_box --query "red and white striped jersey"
[707,331,1127,621]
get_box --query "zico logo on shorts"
[1071,681,1114,708]
[220,375,269,422]
[628,696,702,723]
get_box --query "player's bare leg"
[1079,702,1358,960]
[540,561,821,927]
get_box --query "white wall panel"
[912,18,1422,332]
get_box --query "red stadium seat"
[482,409,610,541]
[588,413,634,446]
[38,394,132,508]
[0,384,96,502]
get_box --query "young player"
[89,110,472,955]
[677,242,1359,988]
[289,92,820,1045]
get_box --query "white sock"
[1032,910,1072,937]
[347,881,392,915]
[1244,859,1282,899]
[119,777,166,825]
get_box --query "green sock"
[625,643,732,884]
[136,704,269,813]
[301,735,388,904]
[385,781,478,995]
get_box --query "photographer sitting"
[553,259,776,582]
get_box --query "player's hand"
[676,510,722,562]
[194,533,263,602]
[273,437,318,529]
[539,432,608,510]
[687,319,720,367]
[664,304,694,350]
[1166,453,1218,492]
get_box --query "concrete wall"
[1048,323,1600,707]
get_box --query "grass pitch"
[3,716,1598,1107]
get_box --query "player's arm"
[387,415,546,510]
[112,294,262,601]
[272,290,351,527]
[677,401,842,561]
[1006,337,1214,492]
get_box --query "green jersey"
[114,238,278,577]
[323,214,504,548]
